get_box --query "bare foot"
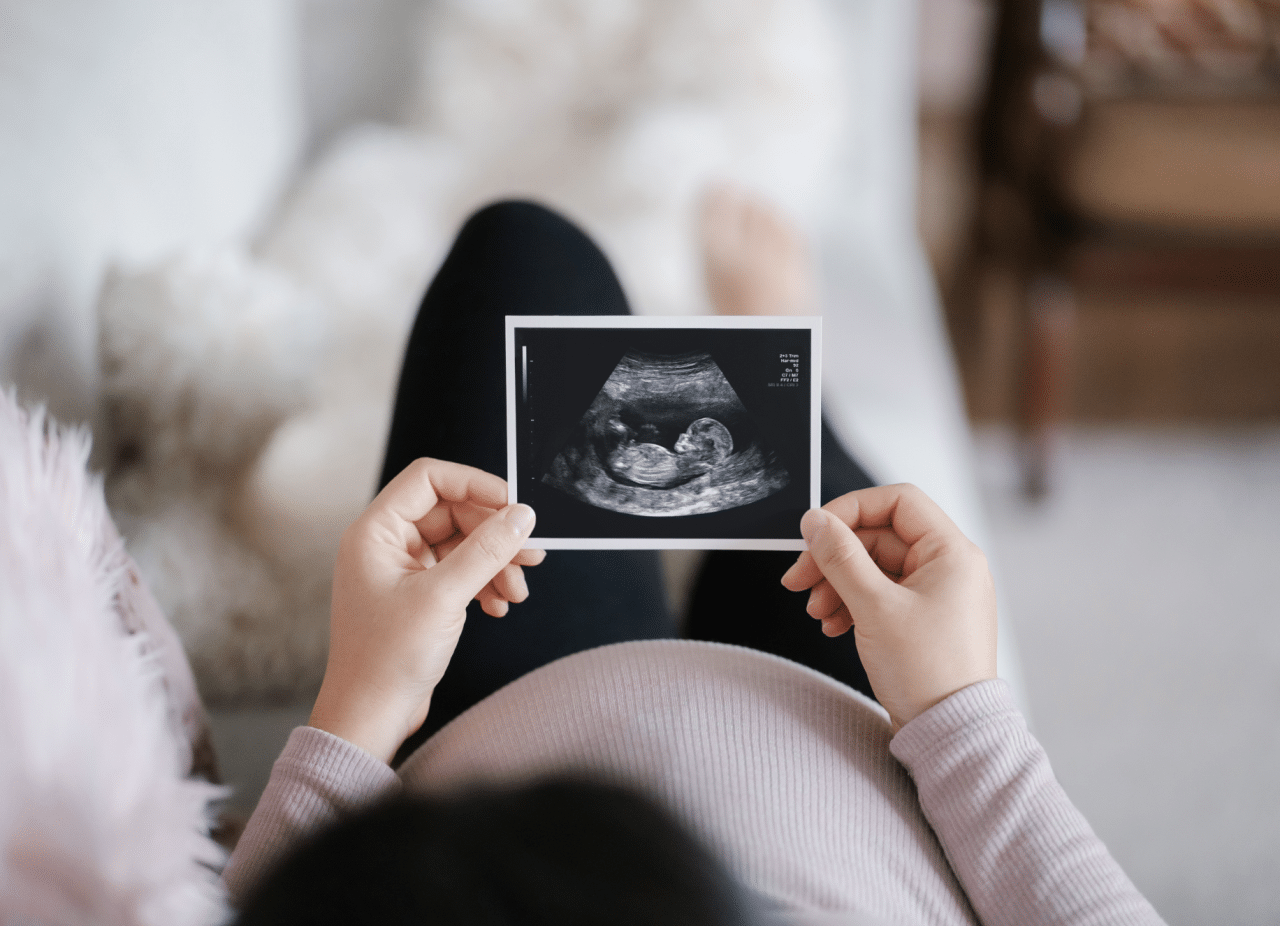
[698,184,815,316]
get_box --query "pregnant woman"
[223,196,1164,926]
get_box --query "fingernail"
[505,504,536,533]
[800,509,825,548]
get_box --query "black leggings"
[381,201,876,760]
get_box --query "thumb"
[427,504,536,606]
[801,508,894,608]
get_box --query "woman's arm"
[222,458,541,902]
[221,726,402,902]
[783,484,1164,925]
[891,680,1164,926]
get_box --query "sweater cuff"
[275,726,402,808]
[888,679,1023,771]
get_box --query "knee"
[458,199,584,252]
[438,197,627,317]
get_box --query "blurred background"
[1,1,1278,923]
[920,2,1280,923]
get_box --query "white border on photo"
[505,315,821,550]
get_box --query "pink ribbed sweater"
[223,640,1164,925]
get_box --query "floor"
[974,424,1280,926]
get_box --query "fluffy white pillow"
[0,390,226,926]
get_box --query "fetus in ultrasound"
[543,350,789,517]
[604,416,733,488]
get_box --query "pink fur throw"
[0,390,227,925]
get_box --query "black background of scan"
[512,325,813,541]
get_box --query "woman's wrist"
[308,679,424,765]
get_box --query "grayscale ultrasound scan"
[543,349,790,517]
[506,316,820,550]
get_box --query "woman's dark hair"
[236,777,753,926]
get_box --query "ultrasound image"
[542,350,790,517]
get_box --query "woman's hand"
[781,484,997,732]
[309,458,544,763]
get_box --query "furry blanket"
[100,0,845,704]
[0,390,226,926]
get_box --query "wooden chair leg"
[1017,276,1076,498]
[942,231,988,368]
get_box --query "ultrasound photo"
[544,349,791,517]
[506,316,820,550]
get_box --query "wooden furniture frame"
[956,0,1280,495]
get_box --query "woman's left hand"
[308,458,543,764]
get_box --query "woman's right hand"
[310,458,543,764]
[781,484,997,732]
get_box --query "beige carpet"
[975,424,1280,926]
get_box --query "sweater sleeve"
[221,725,402,905]
[890,680,1165,926]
